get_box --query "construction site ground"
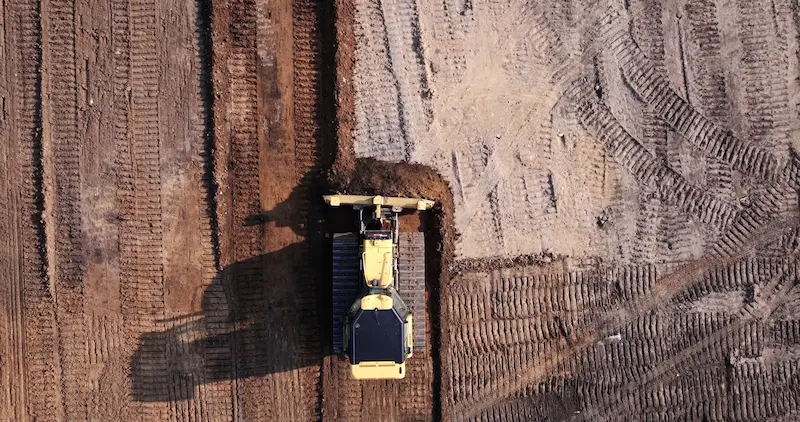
[2,0,800,421]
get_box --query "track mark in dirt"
[191,0,238,418]
[293,0,329,416]
[6,1,65,420]
[122,0,168,417]
[566,81,738,230]
[217,0,270,418]
[584,258,799,421]
[630,0,687,262]
[611,30,781,181]
[451,218,793,418]
[43,0,90,418]
[0,4,37,419]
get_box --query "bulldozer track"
[399,232,427,350]
[0,98,27,420]
[293,0,326,416]
[568,82,738,231]
[670,257,782,306]
[2,3,58,420]
[584,260,798,420]
[684,0,732,124]
[415,0,470,83]
[398,358,434,420]
[189,0,235,417]
[734,0,792,156]
[331,233,359,355]
[5,0,800,417]
[610,30,782,181]
[219,0,269,418]
[773,319,800,346]
[334,359,364,421]
[682,0,738,237]
[43,1,90,418]
[449,251,787,417]
[378,0,431,155]
[346,0,800,418]
[351,0,410,162]
[121,0,169,417]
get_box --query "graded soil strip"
[73,0,127,417]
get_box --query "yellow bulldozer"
[325,194,434,380]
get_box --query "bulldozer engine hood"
[362,238,394,288]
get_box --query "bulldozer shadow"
[130,240,330,402]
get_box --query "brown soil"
[5,0,800,420]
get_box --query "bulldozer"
[325,194,433,380]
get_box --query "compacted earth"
[2,0,800,421]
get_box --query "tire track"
[121,0,168,416]
[42,1,89,418]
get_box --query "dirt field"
[3,0,800,421]
[0,0,336,419]
[340,0,800,420]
